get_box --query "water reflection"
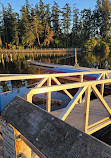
[0,52,74,111]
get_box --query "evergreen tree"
[39,0,45,25]
[94,0,111,38]
[0,4,3,46]
[72,5,81,46]
[19,0,35,47]
[81,9,92,41]
[45,4,51,27]
[2,4,19,45]
[61,3,71,47]
[51,2,61,39]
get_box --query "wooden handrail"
[0,70,111,81]
[27,79,111,94]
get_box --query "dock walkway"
[51,95,111,134]
[28,60,111,78]
[28,60,109,70]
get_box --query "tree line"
[0,0,110,49]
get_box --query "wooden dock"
[51,95,111,134]
[28,60,109,71]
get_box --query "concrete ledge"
[2,96,111,158]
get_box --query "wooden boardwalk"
[51,95,111,134]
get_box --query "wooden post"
[15,129,32,158]
[46,77,51,112]
[100,73,105,96]
[73,48,79,68]
[83,86,91,133]
[24,93,33,103]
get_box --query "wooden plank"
[100,73,105,96]
[87,118,111,134]
[51,95,111,133]
[20,135,46,158]
[83,86,91,133]
[88,117,110,129]
[92,85,111,115]
[52,77,73,99]
[59,86,87,121]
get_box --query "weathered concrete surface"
[2,96,111,158]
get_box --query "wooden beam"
[59,86,87,121]
[0,70,111,81]
[88,117,110,129]
[46,77,51,112]
[27,79,111,95]
[25,78,48,103]
[79,74,83,103]
[52,77,73,99]
[83,86,91,133]
[100,73,105,96]
[105,73,109,79]
[34,77,48,88]
[96,73,103,80]
[92,85,111,115]
[20,135,46,158]
[24,93,33,103]
[87,118,111,134]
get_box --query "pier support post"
[46,77,51,112]
[73,48,79,68]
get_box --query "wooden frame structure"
[1,70,111,134]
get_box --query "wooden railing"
[1,70,111,134]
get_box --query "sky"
[0,0,97,13]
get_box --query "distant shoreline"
[0,48,81,54]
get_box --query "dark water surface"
[0,52,76,110]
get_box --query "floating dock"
[28,60,109,71]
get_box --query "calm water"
[0,52,76,111]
